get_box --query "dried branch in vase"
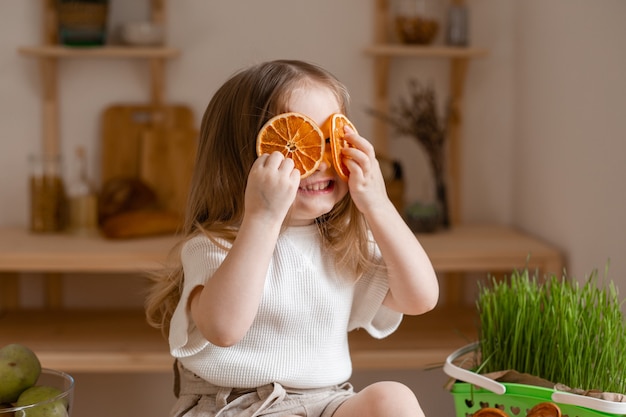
[367,79,451,227]
[368,79,448,182]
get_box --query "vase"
[435,177,450,229]
[446,3,469,46]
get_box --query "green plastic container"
[445,343,626,417]
[450,382,618,417]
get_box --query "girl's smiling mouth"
[299,180,334,192]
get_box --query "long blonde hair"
[145,60,373,335]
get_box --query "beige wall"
[1,1,625,416]
[512,1,626,282]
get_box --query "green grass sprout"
[476,266,626,394]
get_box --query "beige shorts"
[172,362,354,417]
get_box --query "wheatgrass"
[476,267,626,394]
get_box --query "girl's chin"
[292,200,339,223]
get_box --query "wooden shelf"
[0,225,562,274]
[0,306,477,373]
[365,44,488,58]
[367,1,489,225]
[0,310,171,373]
[350,306,477,370]
[416,225,563,274]
[0,228,176,273]
[18,45,180,59]
[0,224,561,372]
[18,0,176,159]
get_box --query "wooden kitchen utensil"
[139,127,197,217]
[99,104,197,238]
[100,104,195,183]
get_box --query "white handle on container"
[443,342,506,395]
[551,391,626,415]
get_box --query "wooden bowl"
[395,15,439,45]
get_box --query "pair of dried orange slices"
[256,112,357,181]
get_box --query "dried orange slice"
[324,113,358,182]
[256,112,325,179]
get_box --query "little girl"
[146,59,439,417]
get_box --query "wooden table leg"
[443,272,465,306]
[45,272,64,309]
[0,272,20,311]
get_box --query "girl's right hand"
[244,152,300,225]
[192,152,300,347]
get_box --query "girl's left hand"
[342,126,440,316]
[341,127,390,215]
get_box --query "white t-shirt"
[169,224,402,389]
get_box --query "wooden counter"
[0,224,562,373]
[0,306,477,373]
[0,224,563,274]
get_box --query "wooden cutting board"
[101,104,195,180]
[100,104,197,218]
[139,127,197,216]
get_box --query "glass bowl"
[0,368,74,417]
[119,21,165,46]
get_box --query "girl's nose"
[319,138,333,170]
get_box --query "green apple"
[16,386,68,417]
[0,344,41,403]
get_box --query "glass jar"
[29,154,67,233]
[446,3,469,46]
[67,146,98,236]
